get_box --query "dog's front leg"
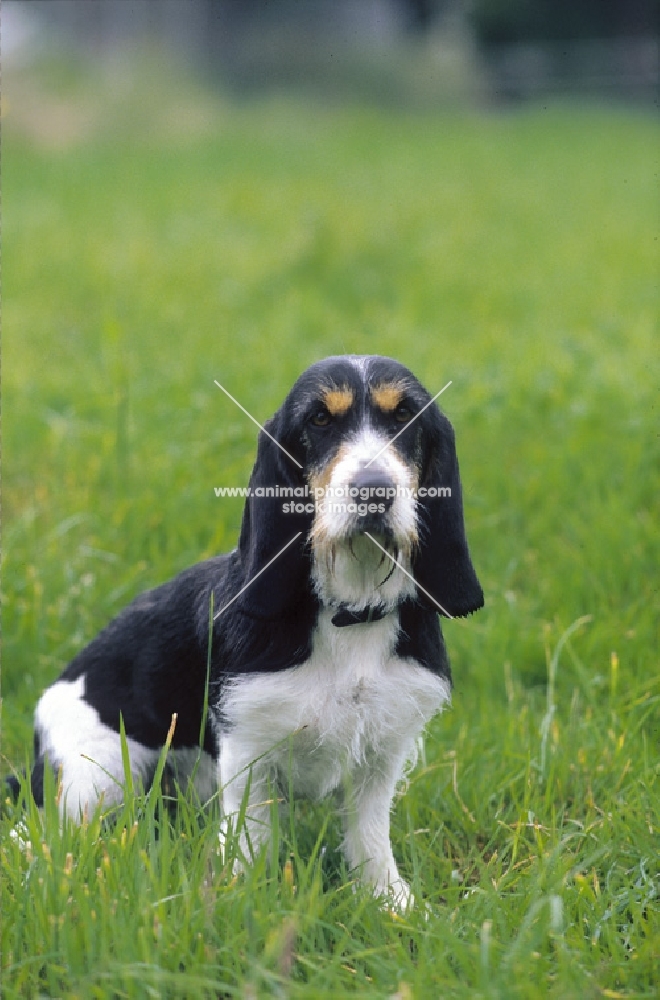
[341,755,412,909]
[217,735,275,870]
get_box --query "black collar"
[331,605,389,628]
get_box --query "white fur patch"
[219,609,449,794]
[34,677,215,819]
[217,608,450,899]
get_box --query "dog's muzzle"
[344,465,397,537]
[349,466,396,511]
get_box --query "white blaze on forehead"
[348,355,371,378]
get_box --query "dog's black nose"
[350,467,396,510]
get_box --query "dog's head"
[236,355,483,620]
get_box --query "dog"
[8,355,483,907]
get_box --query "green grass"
[2,54,659,998]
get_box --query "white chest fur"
[217,609,450,800]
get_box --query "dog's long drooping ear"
[236,410,314,619]
[413,408,484,618]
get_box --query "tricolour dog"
[8,355,483,907]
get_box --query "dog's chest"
[219,611,449,799]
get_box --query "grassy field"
[1,55,658,998]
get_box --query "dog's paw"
[375,877,414,912]
[8,820,32,855]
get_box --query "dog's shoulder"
[395,600,452,683]
[212,587,320,682]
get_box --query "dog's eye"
[310,407,332,427]
[394,402,414,423]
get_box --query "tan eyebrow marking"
[371,383,405,412]
[322,387,354,416]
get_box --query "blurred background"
[3,0,658,108]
